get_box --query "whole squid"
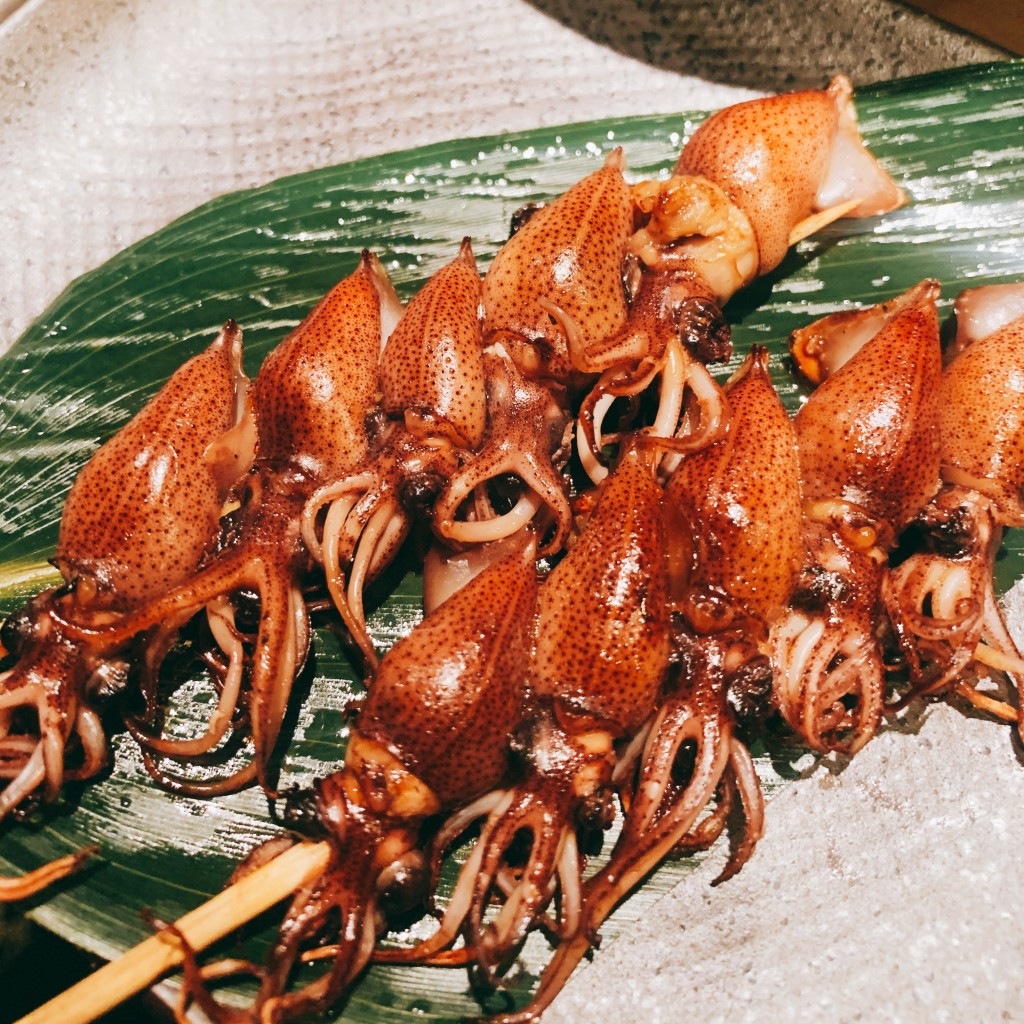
[301,240,488,665]
[433,153,634,557]
[773,280,943,752]
[885,284,1024,731]
[0,322,254,895]
[173,530,539,1024]
[380,440,683,988]
[502,346,803,1023]
[67,253,399,795]
[577,74,906,486]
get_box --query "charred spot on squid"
[678,294,732,364]
[725,654,775,735]
[0,608,33,661]
[398,470,447,518]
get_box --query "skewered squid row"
[2,72,1021,1024]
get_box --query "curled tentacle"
[771,532,887,754]
[571,272,732,486]
[884,490,1000,707]
[303,446,412,668]
[303,243,486,664]
[886,303,1024,729]
[433,352,572,557]
[466,722,593,982]
[0,845,98,902]
[773,282,943,753]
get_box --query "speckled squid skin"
[54,322,254,608]
[0,323,256,822]
[187,537,541,1024]
[794,281,942,534]
[882,301,1024,729]
[532,445,674,738]
[482,152,633,386]
[357,533,537,806]
[677,85,838,274]
[667,346,802,635]
[255,251,398,482]
[940,314,1024,526]
[379,238,486,450]
[55,257,398,797]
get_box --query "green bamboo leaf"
[0,61,1022,1021]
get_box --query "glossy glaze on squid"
[174,532,538,1024]
[379,442,678,987]
[886,285,1024,730]
[773,281,943,753]
[0,322,255,819]
[503,347,802,1023]
[66,254,397,795]
[301,241,492,667]
[576,75,906,487]
[0,72,924,1019]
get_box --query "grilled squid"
[173,532,538,1023]
[503,346,802,1023]
[379,442,680,984]
[885,284,1024,730]
[66,254,396,795]
[577,74,906,485]
[302,240,486,666]
[431,153,636,558]
[0,322,255,819]
[773,281,943,753]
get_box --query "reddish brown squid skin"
[175,532,539,1024]
[0,322,255,826]
[303,240,488,666]
[482,150,633,391]
[428,152,635,556]
[386,442,683,989]
[66,254,394,797]
[677,75,905,275]
[667,346,802,636]
[886,302,1024,729]
[578,74,907,487]
[772,281,943,754]
[498,348,799,1024]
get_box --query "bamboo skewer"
[15,839,332,1024]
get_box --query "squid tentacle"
[771,608,884,754]
[124,596,246,760]
[468,782,579,984]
